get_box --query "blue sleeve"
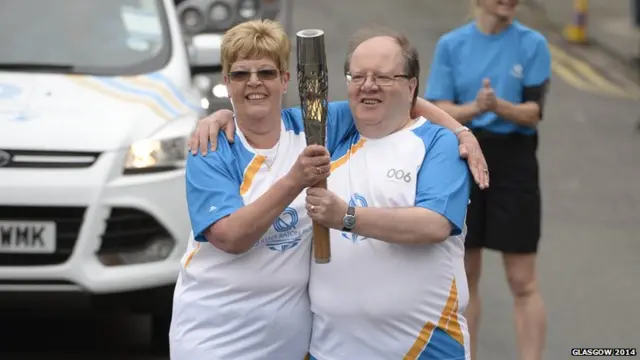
[284,101,356,154]
[415,128,471,235]
[185,141,244,242]
[425,37,456,102]
[326,101,356,153]
[524,36,551,86]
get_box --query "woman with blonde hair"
[426,0,551,359]
[168,19,335,360]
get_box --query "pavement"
[527,0,640,63]
[519,0,640,100]
[1,0,639,359]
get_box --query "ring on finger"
[310,205,315,212]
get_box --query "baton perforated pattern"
[297,70,329,146]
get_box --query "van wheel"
[150,314,171,353]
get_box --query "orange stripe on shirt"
[183,242,201,268]
[403,278,464,359]
[438,278,464,345]
[240,155,266,196]
[403,321,437,360]
[330,138,366,172]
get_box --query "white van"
[0,0,229,346]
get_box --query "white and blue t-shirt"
[169,102,355,360]
[309,117,472,360]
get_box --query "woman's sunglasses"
[228,69,280,82]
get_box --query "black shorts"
[465,129,541,254]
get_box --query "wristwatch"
[454,126,471,136]
[342,206,356,232]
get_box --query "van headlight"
[124,137,188,175]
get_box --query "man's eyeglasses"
[346,72,410,86]
[228,69,280,82]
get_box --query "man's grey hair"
[343,25,420,106]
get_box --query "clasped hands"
[305,186,348,231]
[474,78,498,113]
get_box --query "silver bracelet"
[454,126,471,136]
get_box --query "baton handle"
[312,178,331,263]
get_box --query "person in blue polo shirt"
[425,0,551,359]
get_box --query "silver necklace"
[236,114,282,172]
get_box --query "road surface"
[1,0,639,359]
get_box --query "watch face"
[343,215,356,229]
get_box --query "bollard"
[563,0,589,44]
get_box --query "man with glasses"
[304,27,471,360]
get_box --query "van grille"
[0,149,100,169]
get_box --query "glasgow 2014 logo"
[261,207,310,252]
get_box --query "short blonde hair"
[221,19,291,74]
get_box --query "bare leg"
[503,253,546,360]
[464,248,483,360]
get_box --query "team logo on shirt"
[342,193,368,243]
[511,63,524,79]
[260,207,310,252]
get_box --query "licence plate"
[0,221,56,253]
